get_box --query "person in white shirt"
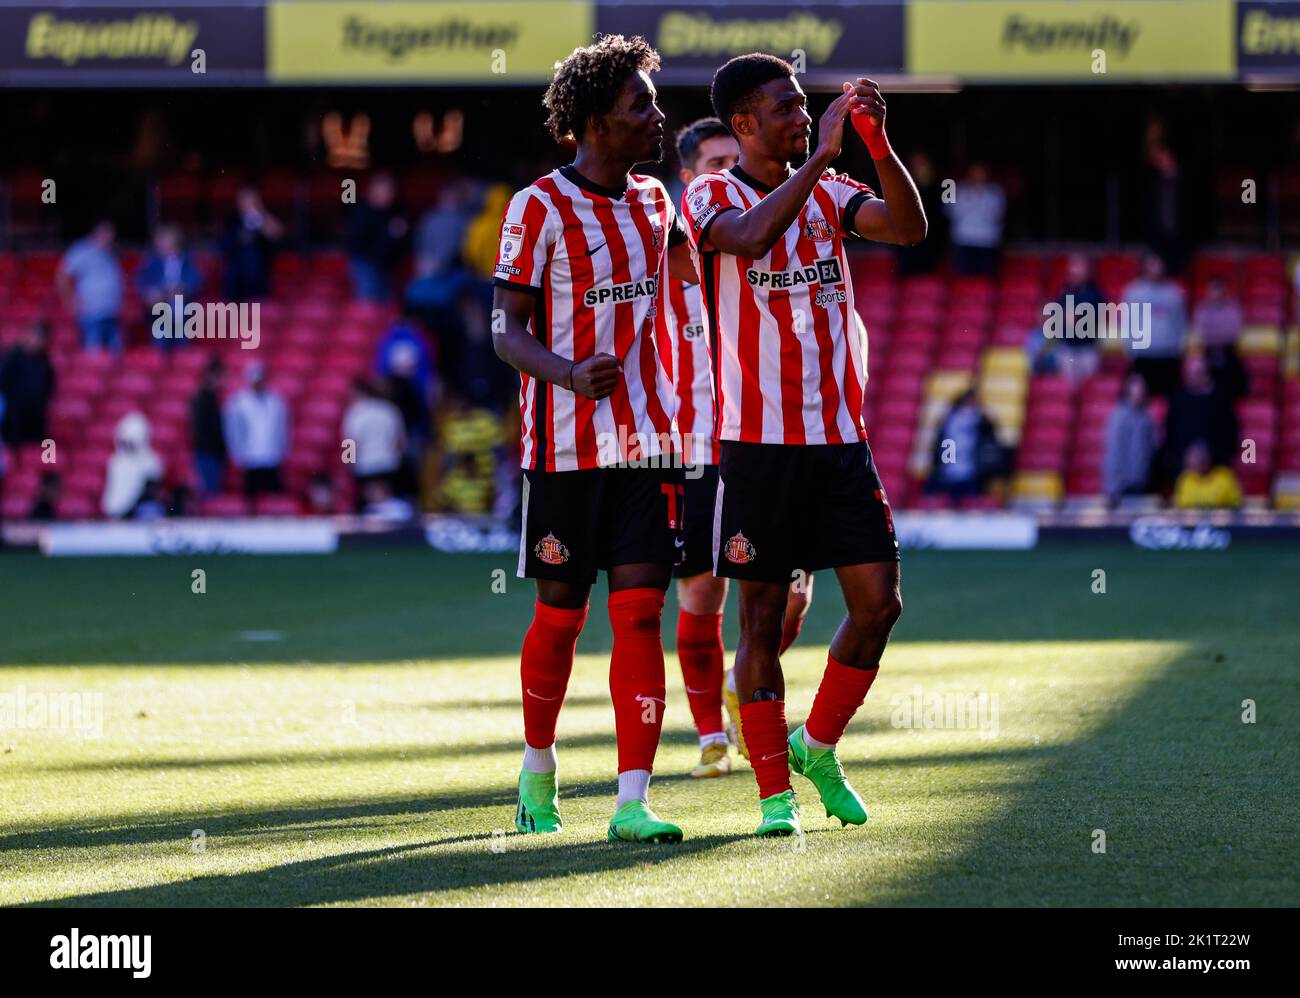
[102,412,163,518]
[222,361,289,498]
[945,162,1006,276]
[341,377,406,511]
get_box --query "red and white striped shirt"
[661,278,719,466]
[682,166,876,446]
[495,166,684,471]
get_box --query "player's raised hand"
[814,89,854,166]
[843,78,892,160]
[571,353,622,399]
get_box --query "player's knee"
[678,573,727,616]
[608,590,665,635]
[741,588,788,641]
[850,591,902,636]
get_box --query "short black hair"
[710,53,794,135]
[675,117,732,172]
[544,34,661,144]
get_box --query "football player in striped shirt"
[492,35,700,844]
[682,55,927,837]
[667,117,817,779]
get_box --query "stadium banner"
[266,1,594,83]
[892,512,1038,549]
[906,0,1236,81]
[593,2,905,84]
[0,4,266,86]
[40,520,338,556]
[1238,1,1300,75]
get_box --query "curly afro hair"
[711,53,795,135]
[544,34,661,144]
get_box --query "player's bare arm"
[492,283,621,400]
[668,241,699,284]
[705,90,854,259]
[844,78,927,247]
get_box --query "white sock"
[700,731,729,749]
[616,769,651,808]
[523,742,557,773]
[802,727,835,751]
[725,668,737,693]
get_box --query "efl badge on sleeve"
[499,223,526,264]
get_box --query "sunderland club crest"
[723,531,756,564]
[534,532,570,565]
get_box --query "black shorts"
[714,440,899,582]
[673,463,720,579]
[518,464,685,584]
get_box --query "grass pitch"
[1,544,1297,907]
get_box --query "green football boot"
[754,789,802,837]
[514,768,563,834]
[607,800,683,843]
[787,724,868,827]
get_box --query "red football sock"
[608,588,667,773]
[520,599,587,749]
[739,699,791,799]
[676,608,725,738]
[778,613,805,655]
[805,655,879,746]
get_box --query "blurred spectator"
[347,172,409,302]
[413,177,478,277]
[925,389,1004,500]
[376,314,434,399]
[1293,257,1300,327]
[139,223,202,349]
[342,377,406,510]
[1103,374,1157,505]
[1162,351,1239,485]
[1173,442,1241,510]
[58,220,123,352]
[190,358,227,495]
[1192,277,1247,398]
[895,150,947,276]
[1031,253,1104,382]
[1123,254,1186,396]
[1142,116,1184,273]
[361,477,415,522]
[222,184,283,301]
[307,472,337,516]
[460,183,513,280]
[222,361,288,498]
[0,321,55,446]
[30,470,61,521]
[133,479,169,520]
[102,412,163,518]
[435,396,506,513]
[945,163,1004,277]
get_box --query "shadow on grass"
[19,834,747,907]
[868,643,1300,907]
[0,773,705,856]
[28,726,712,775]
